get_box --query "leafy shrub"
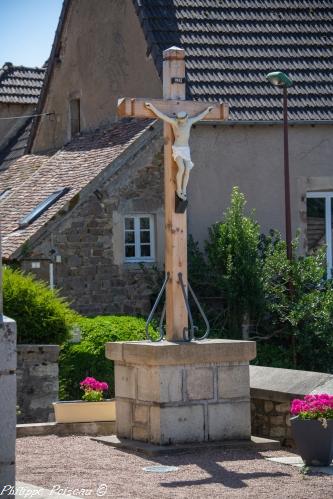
[186,189,333,372]
[205,187,263,337]
[3,266,76,344]
[253,342,294,369]
[59,315,156,400]
[258,233,333,372]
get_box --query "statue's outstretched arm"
[189,106,214,125]
[145,102,175,125]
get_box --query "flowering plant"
[291,394,333,422]
[80,377,109,402]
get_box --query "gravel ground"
[17,436,333,499]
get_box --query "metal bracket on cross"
[145,272,210,343]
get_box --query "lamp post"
[266,71,297,367]
[266,71,293,260]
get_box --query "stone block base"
[106,339,256,445]
[93,435,280,456]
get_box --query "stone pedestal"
[0,317,16,491]
[106,339,256,445]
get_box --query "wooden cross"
[117,47,229,342]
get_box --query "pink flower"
[291,393,333,419]
[80,377,108,393]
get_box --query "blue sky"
[0,0,63,68]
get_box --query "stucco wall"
[23,130,164,316]
[0,103,34,151]
[32,0,162,153]
[188,124,333,248]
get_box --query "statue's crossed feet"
[177,190,187,201]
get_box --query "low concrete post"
[0,317,17,490]
[0,229,17,492]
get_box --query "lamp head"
[266,71,293,88]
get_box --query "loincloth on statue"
[172,145,194,169]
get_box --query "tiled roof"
[0,118,153,259]
[0,63,45,105]
[0,154,48,195]
[134,0,333,121]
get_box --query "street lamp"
[266,71,293,261]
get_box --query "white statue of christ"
[145,102,213,200]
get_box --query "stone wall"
[21,126,164,316]
[251,398,292,446]
[0,317,16,490]
[250,365,333,446]
[17,345,60,423]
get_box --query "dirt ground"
[16,436,333,499]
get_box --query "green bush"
[59,315,156,400]
[187,189,333,372]
[258,233,333,372]
[3,266,76,344]
[253,343,294,369]
[205,187,263,337]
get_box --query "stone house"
[1,119,163,315]
[0,63,45,170]
[1,0,333,314]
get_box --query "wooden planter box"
[53,399,116,423]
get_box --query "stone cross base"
[106,339,256,445]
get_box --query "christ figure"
[145,102,213,200]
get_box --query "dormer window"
[19,188,69,228]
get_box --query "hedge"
[59,315,157,400]
[3,266,76,344]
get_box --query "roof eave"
[198,119,333,127]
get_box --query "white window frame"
[124,214,155,263]
[307,191,333,279]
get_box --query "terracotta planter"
[53,399,116,423]
[291,416,333,466]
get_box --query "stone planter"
[53,400,116,423]
[291,416,333,466]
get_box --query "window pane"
[140,231,150,244]
[307,198,326,253]
[125,245,135,258]
[125,231,135,244]
[125,218,134,230]
[141,245,151,257]
[140,217,150,230]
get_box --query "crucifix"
[117,46,229,342]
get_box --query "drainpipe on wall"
[49,262,54,290]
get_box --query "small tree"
[205,187,263,338]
